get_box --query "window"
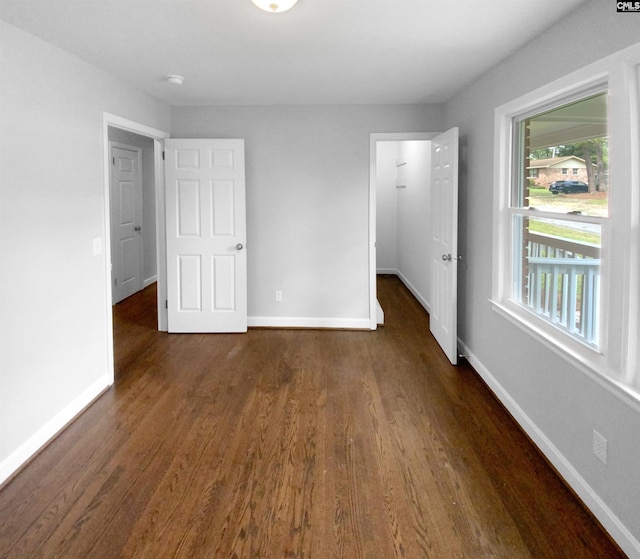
[562,167,569,174]
[512,92,608,350]
[493,44,640,394]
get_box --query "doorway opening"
[102,113,169,384]
[369,133,436,329]
[369,129,460,364]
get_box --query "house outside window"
[527,156,592,189]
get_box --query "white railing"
[524,231,600,346]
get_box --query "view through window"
[512,92,608,348]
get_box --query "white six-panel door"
[110,143,143,304]
[164,139,247,333]
[430,128,459,364]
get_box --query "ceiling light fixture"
[251,0,298,13]
[166,74,184,85]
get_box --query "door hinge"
[112,156,115,165]
[165,300,168,309]
[162,151,165,161]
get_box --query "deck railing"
[524,231,600,346]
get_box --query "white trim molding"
[143,275,158,288]
[397,270,430,314]
[248,316,371,330]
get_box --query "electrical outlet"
[275,290,283,302]
[592,429,608,465]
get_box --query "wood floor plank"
[0,277,627,559]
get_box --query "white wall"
[375,141,399,273]
[171,105,444,326]
[396,140,431,309]
[445,1,640,556]
[107,127,157,287]
[0,21,171,482]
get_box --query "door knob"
[236,243,244,251]
[134,226,142,232]
[442,253,452,261]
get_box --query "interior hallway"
[0,276,624,558]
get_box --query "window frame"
[491,50,640,397]
[511,89,608,351]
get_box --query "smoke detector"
[166,74,184,85]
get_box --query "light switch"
[93,237,102,256]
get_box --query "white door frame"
[102,113,170,382]
[368,132,438,330]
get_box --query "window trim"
[492,48,640,398]
[493,78,610,370]
[511,91,608,351]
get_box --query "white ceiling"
[0,0,588,106]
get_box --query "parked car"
[549,180,589,194]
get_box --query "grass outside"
[527,187,608,213]
[526,187,604,246]
[528,220,601,245]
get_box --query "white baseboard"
[374,269,431,313]
[458,339,640,559]
[0,374,112,487]
[143,275,158,288]
[376,299,384,325]
[248,316,371,329]
[396,271,431,313]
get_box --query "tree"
[594,140,607,192]
[529,147,553,160]
[581,142,596,193]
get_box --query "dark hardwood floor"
[0,276,626,558]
